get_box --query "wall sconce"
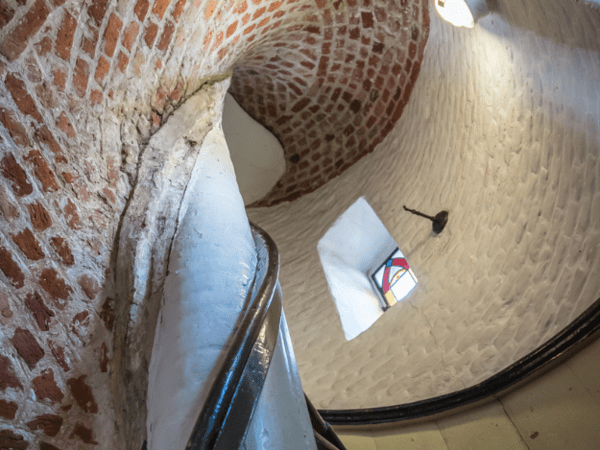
[435,0,490,28]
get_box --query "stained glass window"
[371,248,417,310]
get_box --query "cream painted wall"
[248,0,600,409]
[223,93,286,206]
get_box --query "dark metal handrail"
[186,222,281,449]
[320,296,600,426]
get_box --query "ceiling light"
[435,0,490,28]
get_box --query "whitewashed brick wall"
[248,0,600,409]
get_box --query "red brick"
[117,51,129,72]
[0,399,18,420]
[25,291,54,331]
[78,274,100,300]
[49,342,70,372]
[73,57,90,97]
[104,13,123,57]
[33,371,64,405]
[4,73,43,123]
[24,150,59,192]
[63,198,81,229]
[55,11,77,60]
[52,67,67,91]
[90,89,103,105]
[36,126,67,163]
[152,0,171,19]
[40,442,61,450]
[70,423,97,444]
[122,22,139,52]
[0,3,15,28]
[0,247,24,288]
[67,375,98,413]
[157,21,174,51]
[172,0,185,21]
[0,355,23,390]
[134,0,150,21]
[50,236,74,266]
[81,33,98,57]
[39,268,72,302]
[35,36,53,56]
[27,201,52,231]
[0,430,29,450]
[1,153,33,197]
[27,414,63,437]
[11,327,44,370]
[0,0,50,61]
[226,21,238,38]
[0,107,30,147]
[56,112,76,138]
[88,0,109,27]
[94,56,110,84]
[11,228,44,261]
[34,81,59,110]
[144,22,159,47]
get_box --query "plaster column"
[146,125,257,450]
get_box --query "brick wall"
[0,0,428,447]
[248,0,600,410]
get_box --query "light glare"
[435,0,475,28]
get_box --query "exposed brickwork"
[27,201,52,231]
[49,236,74,266]
[1,153,33,197]
[0,399,18,420]
[0,108,31,147]
[0,430,29,450]
[0,247,25,288]
[11,228,45,260]
[0,0,50,61]
[32,369,64,403]
[0,355,23,390]
[11,327,45,370]
[25,291,55,331]
[0,0,433,447]
[5,73,44,123]
[67,375,98,413]
[26,414,64,437]
[24,150,59,192]
[70,423,97,444]
[39,268,72,303]
[104,13,123,58]
[55,10,77,60]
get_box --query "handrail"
[186,221,281,449]
[320,296,600,426]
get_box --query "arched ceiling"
[230,0,429,206]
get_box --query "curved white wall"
[147,125,257,449]
[248,0,600,409]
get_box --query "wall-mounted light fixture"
[435,0,490,28]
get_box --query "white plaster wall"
[248,0,600,409]
[147,125,257,450]
[222,93,286,205]
[317,197,398,340]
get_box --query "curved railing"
[320,297,600,426]
[186,222,282,450]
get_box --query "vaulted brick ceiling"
[230,0,429,206]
